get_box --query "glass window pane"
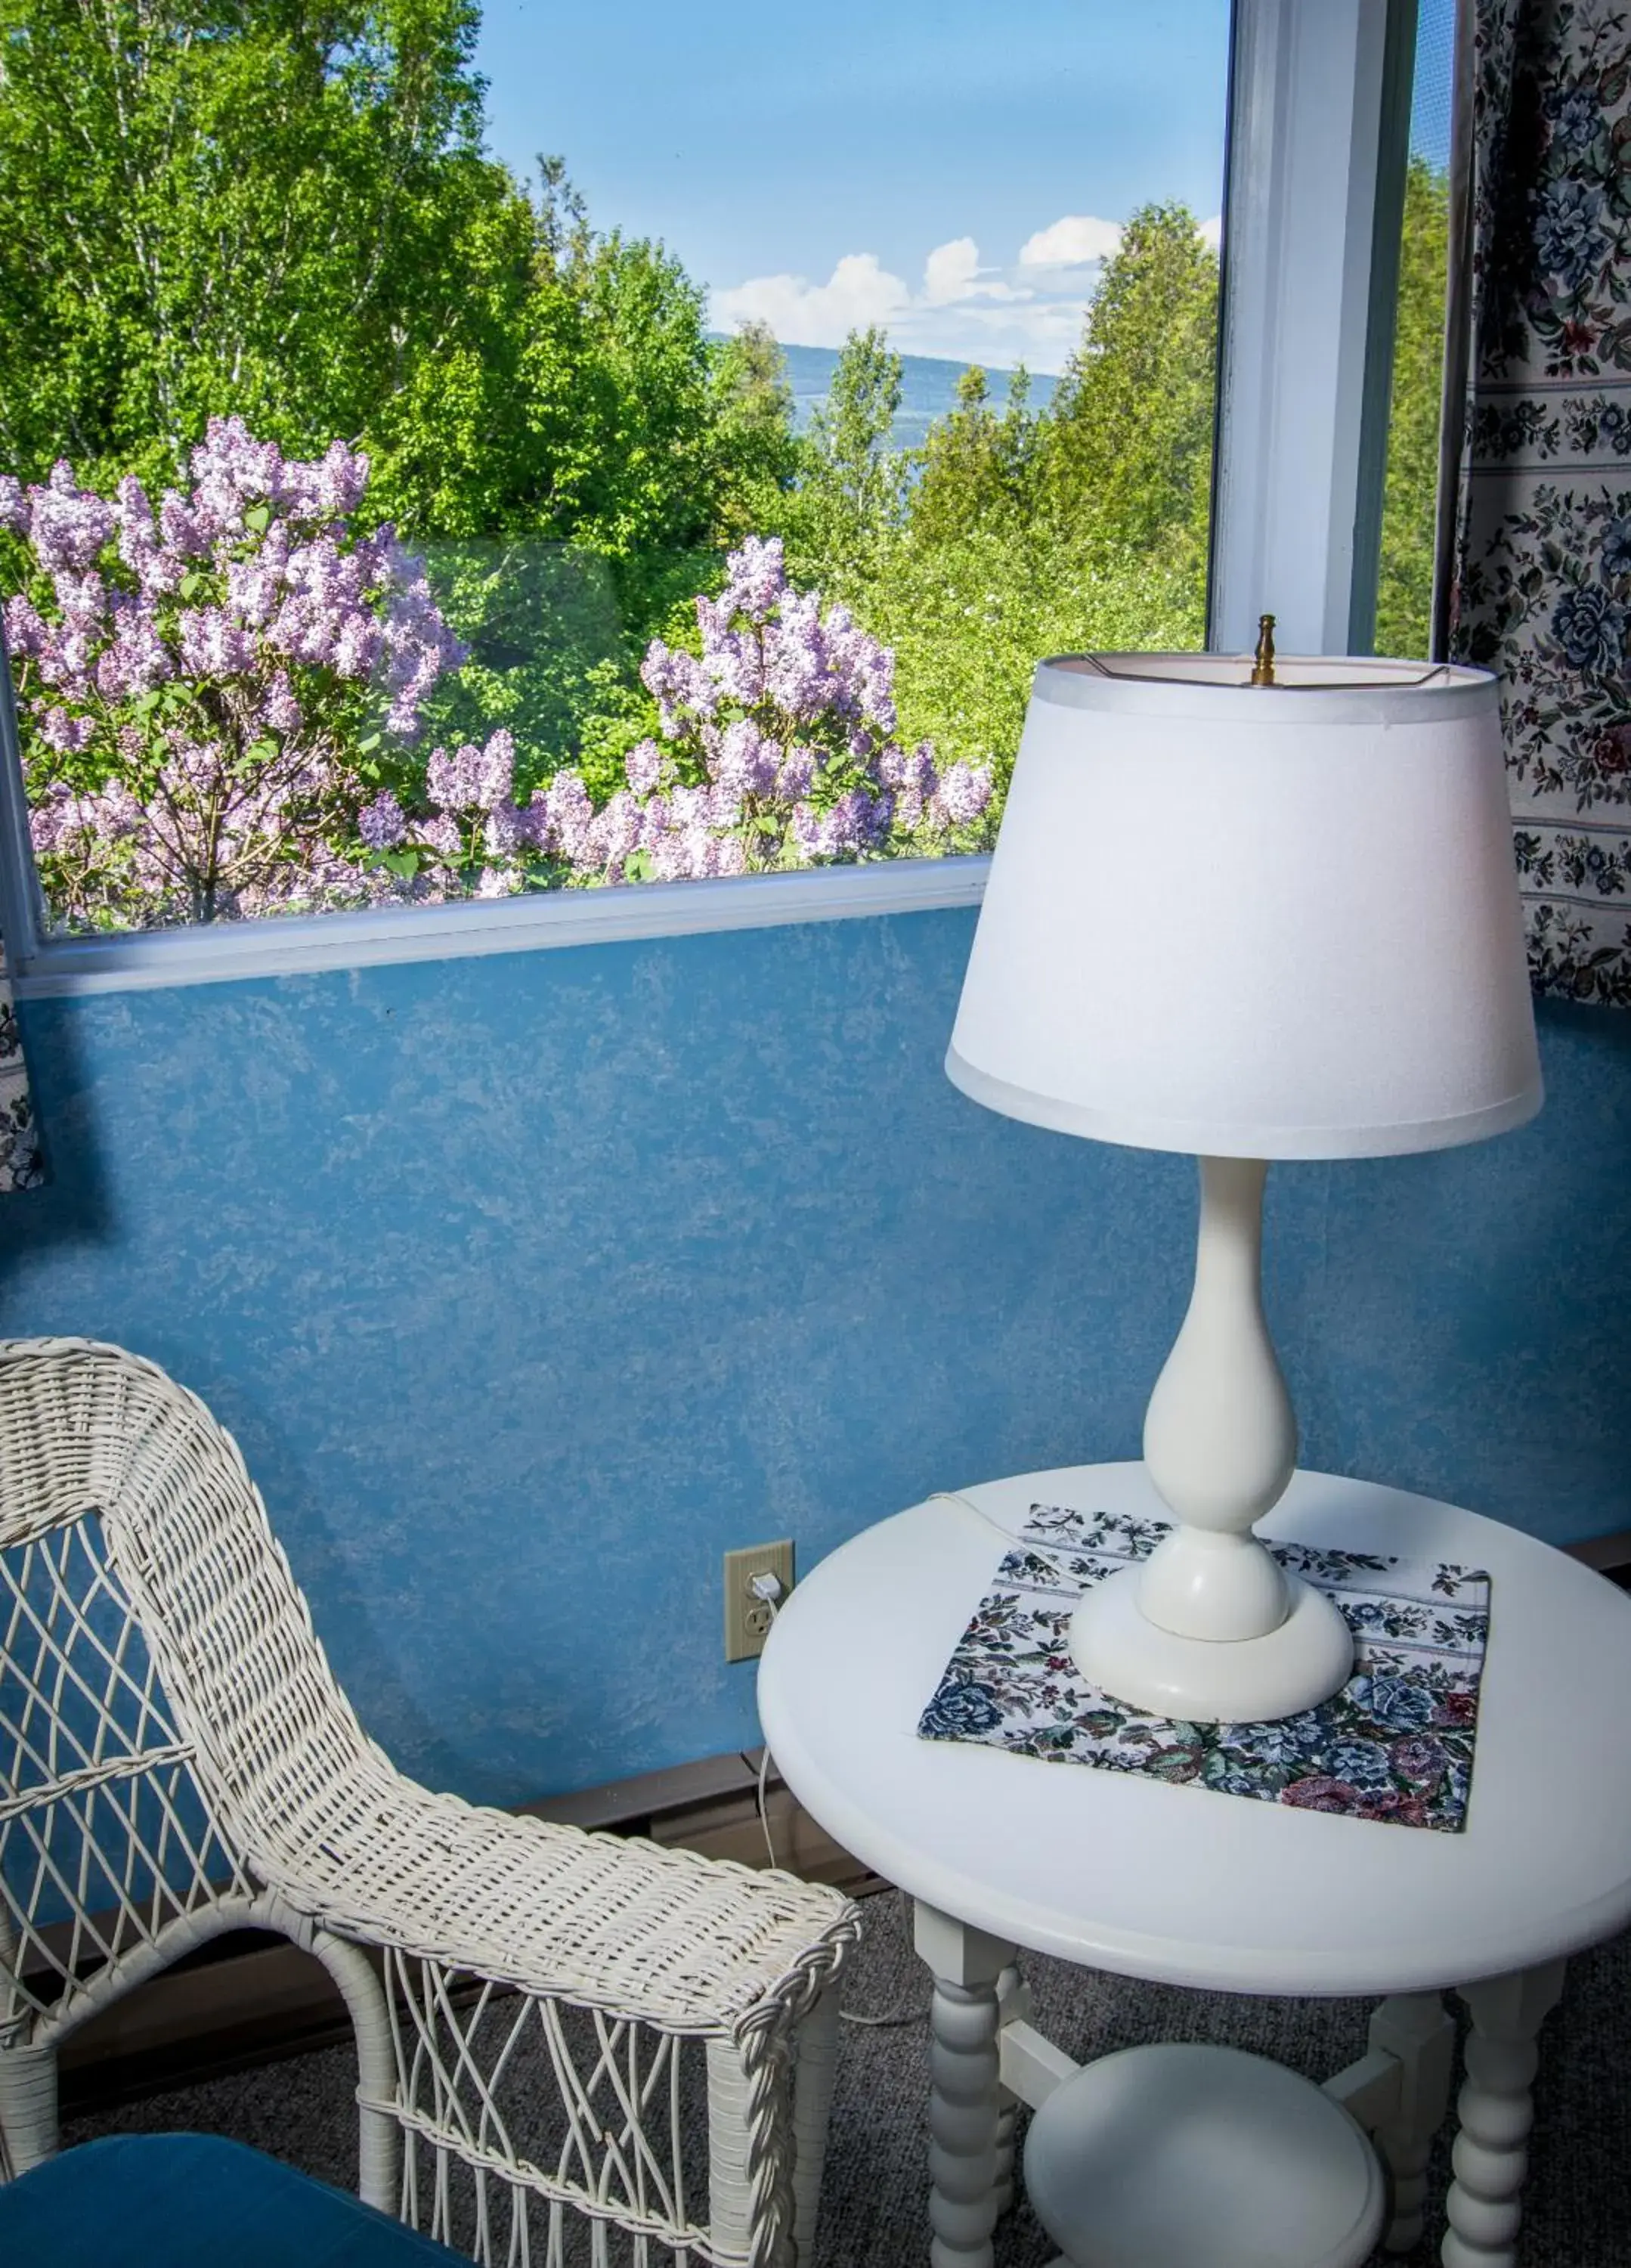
[0,0,1230,931]
[1376,0,1456,659]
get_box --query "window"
[0,0,1233,970]
[1376,0,1456,658]
[0,2,1431,987]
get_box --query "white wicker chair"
[0,1337,859,2266]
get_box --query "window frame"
[0,0,1421,1002]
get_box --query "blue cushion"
[0,2133,466,2266]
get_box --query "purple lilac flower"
[260,671,302,734]
[711,718,778,800]
[720,534,787,621]
[3,595,47,659]
[418,813,462,861]
[775,746,816,799]
[38,708,94,754]
[53,571,106,629]
[5,418,477,929]
[95,618,164,701]
[543,771,596,862]
[427,736,515,813]
[358,791,407,850]
[484,799,530,859]
[938,761,994,827]
[178,606,253,677]
[642,642,717,733]
[331,610,381,680]
[625,739,663,795]
[28,463,117,575]
[157,491,210,560]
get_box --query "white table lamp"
[946,637,1542,1723]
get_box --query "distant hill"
[713,339,1058,455]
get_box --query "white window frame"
[0,0,1421,1002]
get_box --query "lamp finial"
[1250,614,1277,686]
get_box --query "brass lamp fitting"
[1250,614,1277,686]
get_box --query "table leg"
[1366,1992,1456,2252]
[1442,1959,1567,2268]
[914,1901,1020,2268]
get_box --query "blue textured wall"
[2,911,1626,1805]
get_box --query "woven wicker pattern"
[0,1339,859,2266]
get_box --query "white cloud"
[1018,213,1124,269]
[713,209,1209,372]
[921,237,1032,308]
[923,237,980,305]
[711,253,910,349]
[1199,212,1224,253]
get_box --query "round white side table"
[757,1464,1631,2268]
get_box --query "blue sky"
[472,1,1233,372]
[472,1,1456,374]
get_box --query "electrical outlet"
[723,1538,795,1662]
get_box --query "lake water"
[778,342,1058,454]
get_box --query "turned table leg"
[1442,1959,1567,2268]
[915,1901,1020,2268]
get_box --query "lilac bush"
[353,728,543,900]
[530,536,993,885]
[1,419,464,925]
[356,538,993,899]
[3,453,990,922]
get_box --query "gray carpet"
[63,1890,1631,2264]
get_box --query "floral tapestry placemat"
[918,1504,1490,1832]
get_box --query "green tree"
[1375,156,1450,658]
[0,0,510,487]
[372,160,720,555]
[1040,202,1219,565]
[908,365,1037,547]
[791,326,906,576]
[707,321,803,544]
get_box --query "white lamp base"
[1069,1562,1354,1724]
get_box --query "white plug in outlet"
[723,1539,795,1661]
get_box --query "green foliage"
[1376,156,1451,658]
[788,326,908,578]
[859,523,1206,791]
[790,203,1220,806]
[369,163,722,554]
[908,367,1038,548]
[707,321,804,543]
[1040,202,1218,567]
[0,0,502,488]
[409,541,625,795]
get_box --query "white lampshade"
[946,652,1543,1160]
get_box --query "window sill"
[11,854,991,999]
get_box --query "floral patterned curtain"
[1445,0,1631,1006]
[0,981,41,1191]
[0,648,42,1188]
